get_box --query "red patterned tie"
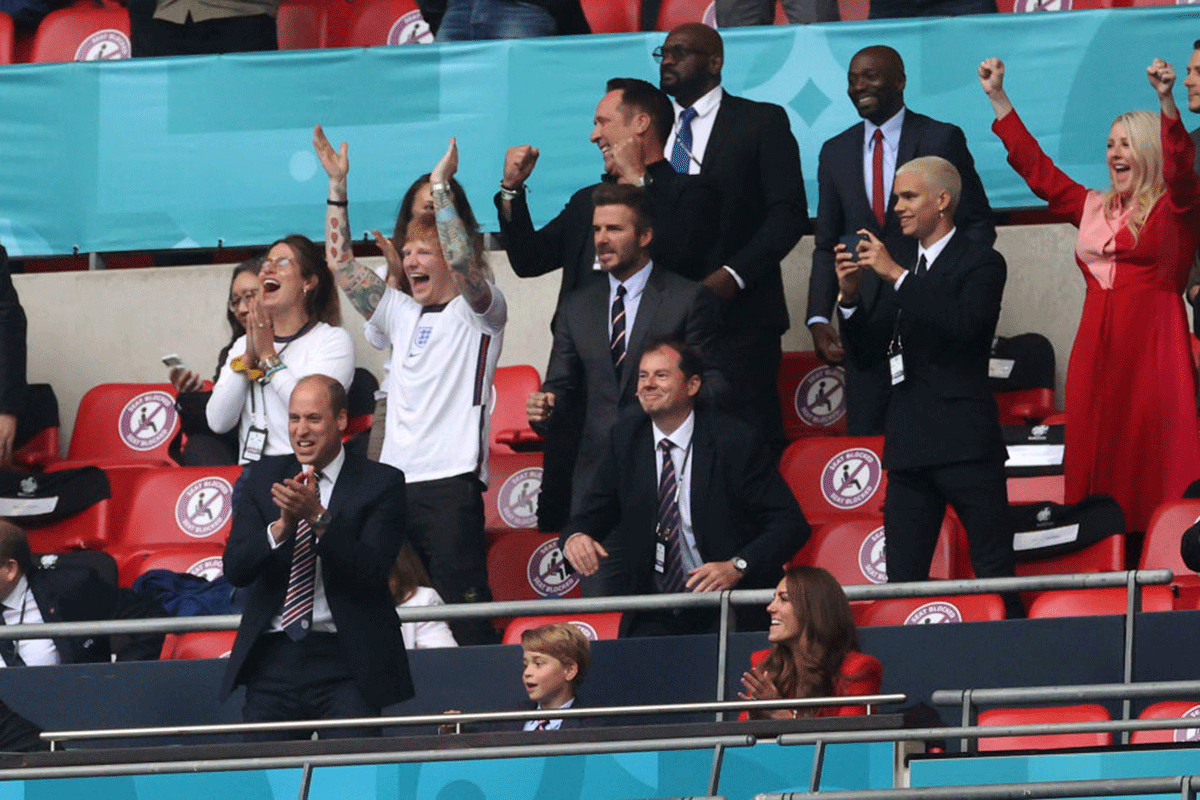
[280,518,316,640]
[872,128,886,227]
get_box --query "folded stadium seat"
[276,0,340,49]
[788,516,961,624]
[655,0,714,29]
[66,383,180,466]
[1006,473,1065,504]
[778,436,887,526]
[976,705,1112,751]
[490,365,542,453]
[0,12,13,64]
[482,451,542,545]
[858,593,1007,627]
[22,461,157,552]
[1012,531,1123,578]
[160,630,237,660]
[29,4,131,62]
[11,384,63,470]
[579,0,639,32]
[487,530,581,630]
[990,333,1056,424]
[116,544,227,588]
[837,0,869,19]
[1027,586,1174,619]
[501,612,622,644]
[1140,499,1200,610]
[108,465,241,551]
[1130,702,1200,745]
[339,0,432,47]
[777,352,847,441]
[1040,411,1067,426]
[13,425,58,469]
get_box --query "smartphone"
[161,354,185,369]
[838,233,869,262]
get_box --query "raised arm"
[977,57,1014,121]
[1148,58,1200,213]
[430,138,493,314]
[314,125,387,320]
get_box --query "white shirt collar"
[537,697,576,711]
[312,446,346,492]
[609,260,653,298]
[672,85,722,119]
[863,106,905,146]
[918,226,957,271]
[0,575,27,611]
[652,409,695,452]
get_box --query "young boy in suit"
[518,622,591,730]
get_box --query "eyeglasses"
[229,289,260,311]
[652,45,701,63]
[261,256,293,271]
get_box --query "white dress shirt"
[862,107,905,217]
[524,697,575,731]
[608,262,653,340]
[0,575,58,667]
[652,411,703,575]
[266,446,346,634]
[839,227,957,320]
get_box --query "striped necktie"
[610,284,627,371]
[657,439,688,594]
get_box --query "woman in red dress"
[739,565,882,719]
[979,57,1200,532]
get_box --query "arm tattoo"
[325,192,385,318]
[433,186,492,313]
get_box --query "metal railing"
[755,774,1200,800]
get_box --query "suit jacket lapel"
[621,267,663,395]
[843,124,873,221]
[701,95,735,174]
[324,451,358,522]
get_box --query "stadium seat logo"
[175,477,234,538]
[526,539,579,597]
[187,556,224,581]
[1012,0,1070,10]
[795,365,845,427]
[821,448,881,509]
[1172,705,1200,742]
[388,11,434,45]
[498,467,541,529]
[74,29,131,61]
[118,391,177,451]
[856,526,888,584]
[701,2,717,26]
[905,601,963,624]
[568,621,598,641]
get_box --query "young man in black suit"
[657,23,811,459]
[496,77,721,303]
[220,374,412,739]
[835,156,1018,616]
[806,45,995,435]
[559,338,809,636]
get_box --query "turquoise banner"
[0,6,1196,255]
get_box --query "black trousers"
[716,327,786,462]
[883,458,1023,617]
[129,3,277,57]
[406,473,497,645]
[240,632,379,741]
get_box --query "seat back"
[579,0,639,32]
[490,365,542,453]
[482,452,543,542]
[859,593,1007,627]
[1027,586,1174,619]
[1141,499,1200,608]
[1006,473,1065,504]
[789,516,959,586]
[777,352,847,441]
[779,436,887,525]
[115,544,227,588]
[30,4,131,62]
[0,12,13,64]
[995,388,1056,426]
[340,0,433,47]
[68,383,181,463]
[1131,702,1200,744]
[655,0,714,29]
[487,530,581,602]
[114,466,243,549]
[276,0,335,49]
[977,705,1112,751]
[1013,534,1125,579]
[160,631,237,660]
[501,612,622,644]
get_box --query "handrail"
[39,694,907,745]
[932,680,1200,706]
[755,773,1200,800]
[0,570,1172,640]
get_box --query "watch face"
[733,557,748,571]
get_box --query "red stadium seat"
[67,383,180,465]
[482,452,543,543]
[837,0,869,19]
[995,388,1056,426]
[1006,473,1065,504]
[29,4,130,62]
[1041,411,1067,426]
[276,0,338,49]
[1131,702,1200,745]
[339,0,433,47]
[491,365,543,453]
[1140,499,1200,610]
[1027,586,1174,619]
[343,412,373,441]
[501,612,622,644]
[777,352,847,441]
[116,544,227,588]
[110,465,242,550]
[487,530,581,603]
[0,12,13,64]
[779,436,886,525]
[13,426,60,470]
[579,0,639,32]
[655,0,714,29]
[977,705,1112,751]
[160,631,237,660]
[858,593,1007,627]
[23,461,157,552]
[1002,0,1108,9]
[1013,534,1124,579]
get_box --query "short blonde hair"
[521,622,591,689]
[896,156,962,207]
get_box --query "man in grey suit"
[527,183,724,592]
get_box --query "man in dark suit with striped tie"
[558,338,807,636]
[220,374,411,740]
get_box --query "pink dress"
[993,110,1200,531]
